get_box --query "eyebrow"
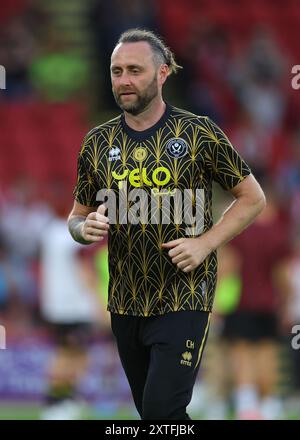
[111,64,144,70]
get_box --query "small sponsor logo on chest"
[109,147,121,162]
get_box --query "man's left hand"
[161,237,213,273]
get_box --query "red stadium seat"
[0,101,88,187]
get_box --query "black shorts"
[111,310,211,420]
[222,310,278,342]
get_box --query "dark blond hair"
[116,28,182,75]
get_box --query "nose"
[117,72,132,87]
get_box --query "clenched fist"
[161,236,213,272]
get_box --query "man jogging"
[68,29,266,420]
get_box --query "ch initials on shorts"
[186,339,194,349]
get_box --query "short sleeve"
[73,137,98,207]
[202,117,251,190]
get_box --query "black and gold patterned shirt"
[73,104,251,316]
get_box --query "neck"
[124,98,166,132]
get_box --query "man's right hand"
[81,204,110,242]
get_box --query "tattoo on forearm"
[68,215,91,245]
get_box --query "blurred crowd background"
[0,0,299,420]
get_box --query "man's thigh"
[110,313,151,416]
[142,311,211,416]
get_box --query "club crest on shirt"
[108,147,121,162]
[166,137,188,158]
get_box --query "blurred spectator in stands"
[0,176,52,260]
[230,26,287,130]
[0,176,52,329]
[220,183,291,419]
[276,126,300,235]
[0,16,37,100]
[39,192,109,420]
[229,108,288,179]
[0,0,47,101]
[0,235,17,316]
[29,28,88,102]
[89,0,158,110]
[183,20,237,125]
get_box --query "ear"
[158,64,170,85]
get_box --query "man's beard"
[113,74,158,116]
